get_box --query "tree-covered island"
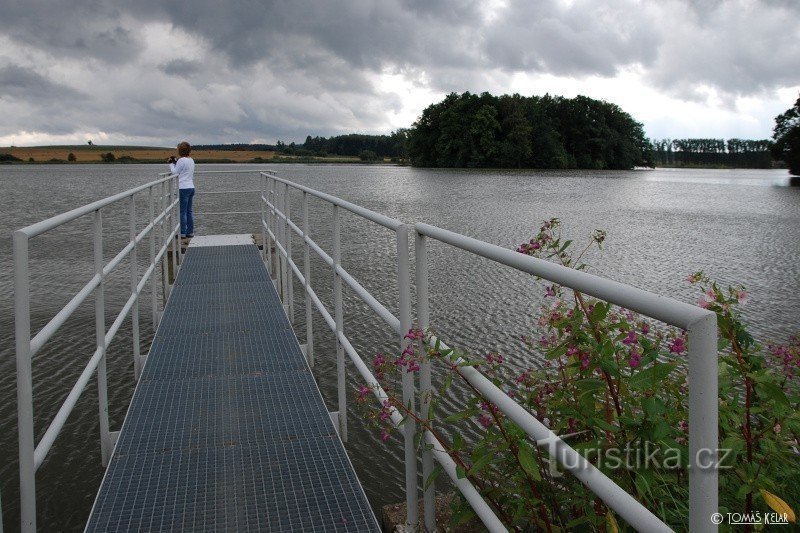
[406,92,652,169]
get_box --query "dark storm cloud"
[0,0,797,144]
[0,64,86,101]
[159,59,202,77]
[482,1,659,77]
[0,0,142,63]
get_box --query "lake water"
[0,164,798,530]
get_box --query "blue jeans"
[179,188,195,236]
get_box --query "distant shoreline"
[0,146,785,170]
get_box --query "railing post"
[160,181,169,306]
[303,190,314,367]
[14,230,36,533]
[415,231,435,532]
[688,313,719,532]
[148,185,158,328]
[396,224,418,530]
[277,183,285,299]
[261,173,267,264]
[170,176,180,271]
[129,195,142,381]
[93,210,112,466]
[270,180,279,282]
[285,183,294,322]
[333,204,347,441]
[281,183,290,305]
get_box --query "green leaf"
[592,418,619,434]
[559,239,573,253]
[629,362,678,390]
[444,411,472,424]
[758,381,790,407]
[575,378,606,392]
[592,302,609,322]
[442,373,453,392]
[469,452,495,475]
[451,504,476,526]
[455,465,467,480]
[546,344,568,360]
[518,445,542,481]
[453,434,464,451]
[642,397,665,418]
[424,465,442,491]
[652,420,671,440]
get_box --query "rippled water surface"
[1,164,798,530]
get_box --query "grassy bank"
[0,145,386,164]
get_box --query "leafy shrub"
[361,220,799,531]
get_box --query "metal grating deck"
[86,244,379,532]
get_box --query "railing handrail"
[261,173,417,526]
[261,172,404,231]
[16,175,173,239]
[415,222,710,328]
[10,170,718,533]
[13,174,182,532]
[414,222,718,532]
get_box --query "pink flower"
[567,345,579,356]
[545,286,556,298]
[357,386,370,401]
[629,348,642,368]
[381,429,391,442]
[404,328,425,341]
[669,337,686,355]
[640,323,650,335]
[478,414,493,428]
[622,330,638,346]
[736,290,748,305]
[406,361,420,373]
[774,423,782,434]
[698,296,710,309]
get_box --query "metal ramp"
[85,242,379,532]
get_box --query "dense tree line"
[302,131,408,158]
[196,132,409,159]
[406,92,651,169]
[651,138,773,167]
[194,143,276,151]
[772,94,800,176]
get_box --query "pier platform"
[85,238,379,531]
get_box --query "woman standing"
[168,141,196,238]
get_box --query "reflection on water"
[0,164,798,530]
[643,167,794,187]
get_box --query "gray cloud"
[0,64,86,102]
[159,59,202,77]
[0,0,797,145]
[0,0,142,63]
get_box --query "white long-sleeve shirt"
[169,157,195,189]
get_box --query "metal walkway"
[85,242,379,532]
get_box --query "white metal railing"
[259,172,420,528]
[10,171,719,532]
[414,223,718,533]
[11,169,280,531]
[261,175,718,532]
[13,174,181,532]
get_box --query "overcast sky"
[1,0,798,147]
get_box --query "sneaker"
[187,234,194,238]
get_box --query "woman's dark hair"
[177,141,191,157]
